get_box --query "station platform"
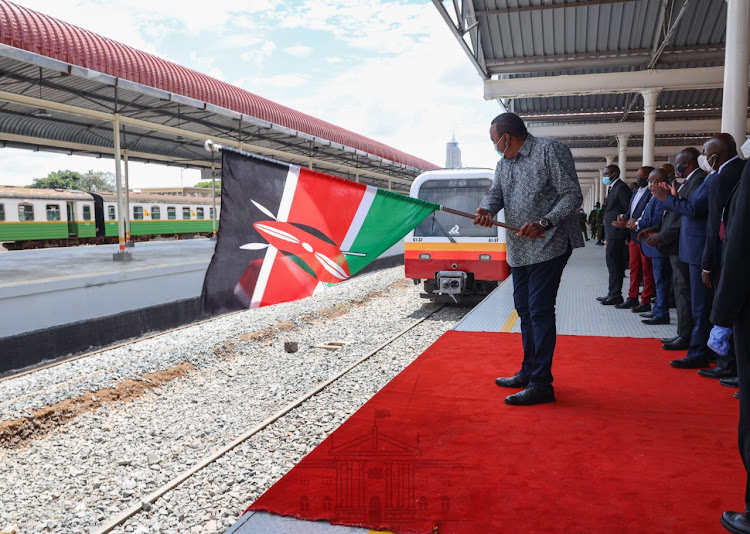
[0,238,215,340]
[227,241,728,534]
[0,239,215,372]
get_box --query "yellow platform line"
[500,309,519,332]
[367,531,394,534]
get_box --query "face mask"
[602,176,611,186]
[741,138,750,159]
[676,163,687,177]
[494,135,508,157]
[636,177,647,188]
[698,154,714,173]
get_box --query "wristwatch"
[539,217,553,230]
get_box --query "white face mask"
[741,138,750,160]
[698,154,714,173]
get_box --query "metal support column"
[211,161,218,241]
[721,0,750,154]
[124,151,133,248]
[641,89,660,166]
[112,115,131,261]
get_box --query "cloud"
[283,45,313,58]
[240,41,277,66]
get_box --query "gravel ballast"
[0,267,473,533]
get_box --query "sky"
[0,0,502,189]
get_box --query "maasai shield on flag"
[201,149,438,314]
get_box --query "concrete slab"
[455,240,677,339]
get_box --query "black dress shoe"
[642,316,670,325]
[495,373,529,388]
[662,337,689,350]
[615,297,639,309]
[722,511,750,533]
[640,312,655,318]
[735,392,741,400]
[697,367,737,379]
[596,295,611,302]
[505,386,555,406]
[601,295,624,306]
[670,356,710,369]
[720,376,740,388]
[632,303,652,313]
[660,335,679,344]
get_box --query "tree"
[194,181,221,197]
[80,170,115,192]
[29,170,83,189]
[28,169,115,191]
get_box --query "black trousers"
[735,304,750,507]
[670,255,694,340]
[605,237,628,298]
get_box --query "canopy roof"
[434,0,748,166]
[0,0,439,192]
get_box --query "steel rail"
[91,304,446,534]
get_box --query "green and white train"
[0,186,221,250]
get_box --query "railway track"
[93,304,445,534]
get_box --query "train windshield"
[414,178,497,238]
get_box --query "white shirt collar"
[718,155,740,174]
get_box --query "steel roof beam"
[528,118,750,137]
[485,47,726,74]
[484,66,742,99]
[570,146,701,158]
[476,0,634,16]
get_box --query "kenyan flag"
[201,149,438,313]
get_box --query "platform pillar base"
[112,251,132,261]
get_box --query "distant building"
[445,134,461,169]
[136,187,213,197]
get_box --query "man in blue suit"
[635,169,671,324]
[697,134,746,379]
[651,147,714,369]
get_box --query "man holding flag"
[475,112,584,406]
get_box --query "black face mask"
[636,177,648,188]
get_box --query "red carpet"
[249,331,742,533]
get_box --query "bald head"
[661,163,675,182]
[649,168,668,184]
[705,133,738,169]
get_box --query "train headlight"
[419,253,431,260]
[479,254,492,261]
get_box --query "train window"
[83,205,92,221]
[151,206,161,220]
[18,204,34,221]
[0,203,4,221]
[196,207,204,219]
[46,204,61,221]
[133,206,144,220]
[182,207,191,219]
[108,206,116,220]
[209,207,214,218]
[413,179,497,238]
[168,207,176,220]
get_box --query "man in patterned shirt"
[475,112,584,406]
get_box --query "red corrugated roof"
[0,0,439,171]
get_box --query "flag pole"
[439,205,520,233]
[438,206,546,238]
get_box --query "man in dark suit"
[597,165,631,305]
[697,134,745,379]
[635,169,670,324]
[651,146,714,369]
[641,148,706,350]
[714,159,750,534]
[612,166,654,313]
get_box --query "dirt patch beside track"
[0,362,195,449]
